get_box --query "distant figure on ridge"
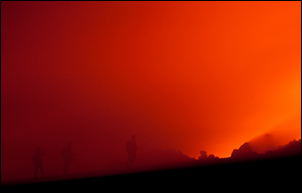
[61,142,75,175]
[125,135,138,169]
[32,146,45,179]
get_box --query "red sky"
[1,1,301,181]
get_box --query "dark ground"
[2,155,301,191]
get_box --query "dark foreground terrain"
[2,155,301,190]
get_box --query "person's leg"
[63,162,69,175]
[40,164,44,178]
[34,165,38,178]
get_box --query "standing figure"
[125,135,138,169]
[61,142,74,175]
[32,146,45,179]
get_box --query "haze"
[1,2,301,182]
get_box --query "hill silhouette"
[230,142,258,160]
[229,138,301,162]
[2,153,301,190]
[133,148,195,172]
[2,138,300,187]
[265,139,301,158]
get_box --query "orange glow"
[1,1,301,182]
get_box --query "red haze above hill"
[1,1,301,182]
[248,116,301,154]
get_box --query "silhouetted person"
[32,146,45,179]
[61,142,74,175]
[125,135,138,169]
